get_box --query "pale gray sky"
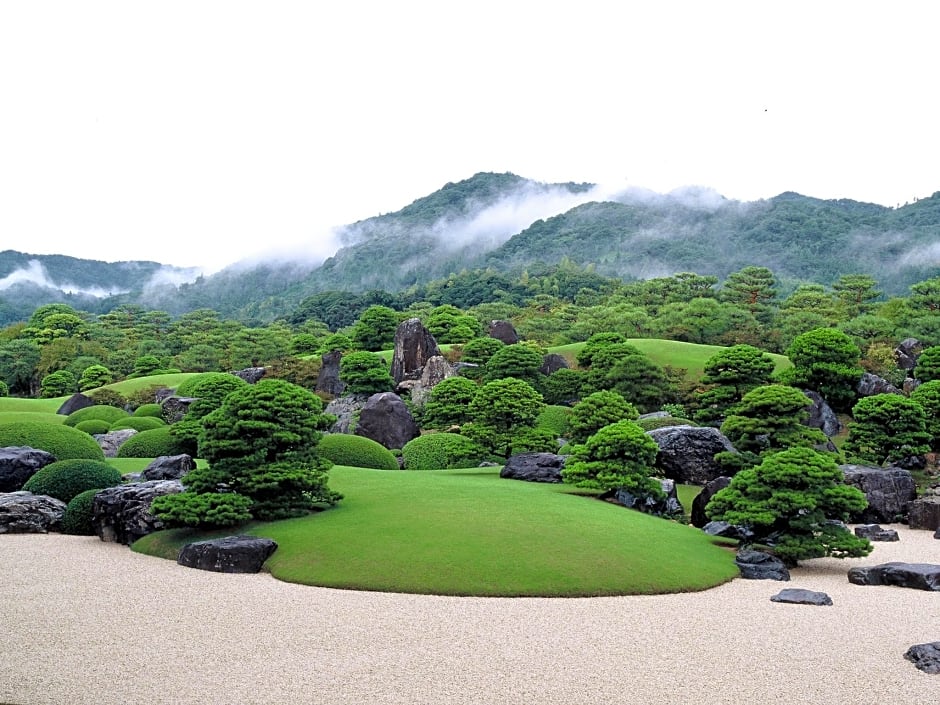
[2,1,937,273]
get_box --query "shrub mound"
[109,416,166,432]
[22,459,122,503]
[116,426,187,458]
[133,403,164,418]
[74,419,112,435]
[0,422,105,460]
[64,405,129,428]
[175,372,247,398]
[62,488,101,535]
[318,433,399,470]
[401,433,483,470]
[535,405,572,436]
[635,416,697,431]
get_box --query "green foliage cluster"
[133,403,164,418]
[914,346,940,382]
[910,380,940,450]
[88,388,129,409]
[401,433,483,470]
[0,421,105,460]
[540,368,585,405]
[535,405,572,437]
[339,351,394,395]
[778,328,863,411]
[634,416,697,431]
[116,426,187,458]
[64,405,129,427]
[108,416,166,432]
[74,419,111,435]
[463,377,545,458]
[562,420,662,496]
[62,488,100,535]
[318,433,400,470]
[566,391,639,445]
[22,459,122,503]
[693,344,776,425]
[40,370,77,398]
[843,394,931,465]
[421,376,478,430]
[170,373,249,455]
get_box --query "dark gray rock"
[56,393,95,416]
[735,548,790,581]
[857,372,901,397]
[703,520,754,542]
[647,425,737,485]
[94,429,138,458]
[0,491,67,533]
[324,394,369,434]
[500,453,565,483]
[905,642,940,674]
[0,446,57,492]
[354,392,420,450]
[316,350,346,398]
[91,480,183,545]
[390,318,441,384]
[802,390,841,438]
[232,367,267,384]
[690,476,732,528]
[847,562,940,591]
[908,494,940,531]
[160,396,195,424]
[895,338,923,372]
[539,353,569,376]
[177,535,278,573]
[854,524,900,541]
[141,454,196,481]
[488,320,519,345]
[770,588,833,606]
[611,479,683,518]
[841,465,917,524]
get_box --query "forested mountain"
[2,173,939,325]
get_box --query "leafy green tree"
[778,328,863,411]
[463,377,544,457]
[575,332,629,368]
[562,420,662,497]
[567,302,652,341]
[694,345,776,425]
[339,351,394,394]
[317,333,356,355]
[588,347,673,413]
[652,298,739,344]
[0,339,41,395]
[540,367,586,405]
[720,266,776,323]
[914,346,940,382]
[0,380,8,397]
[908,275,940,313]
[706,447,871,566]
[422,376,479,430]
[910,380,940,451]
[833,274,881,318]
[40,370,77,398]
[131,355,164,378]
[425,305,482,344]
[779,284,841,323]
[843,394,931,465]
[78,364,112,391]
[351,305,401,351]
[485,342,544,387]
[171,373,250,455]
[567,391,639,445]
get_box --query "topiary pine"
[562,419,662,497]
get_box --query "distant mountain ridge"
[1,172,939,325]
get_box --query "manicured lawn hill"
[135,466,737,597]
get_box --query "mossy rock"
[116,426,187,458]
[401,433,484,470]
[109,416,167,432]
[22,459,122,503]
[0,421,106,460]
[64,405,130,428]
[318,433,400,470]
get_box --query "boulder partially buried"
[847,562,940,591]
[178,536,278,573]
[0,491,66,533]
[770,588,833,606]
[354,392,420,450]
[904,642,940,674]
[141,454,196,481]
[500,453,565,483]
[735,548,790,581]
[0,446,57,492]
[91,480,183,545]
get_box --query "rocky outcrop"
[324,394,369,434]
[647,426,736,485]
[841,465,917,524]
[895,338,923,372]
[177,536,278,573]
[848,562,940,591]
[0,492,66,533]
[488,320,519,345]
[94,429,138,458]
[160,396,195,424]
[854,524,900,542]
[735,548,790,581]
[0,446,57,492]
[316,350,346,397]
[703,520,754,542]
[141,454,196,481]
[770,588,833,606]
[857,372,901,397]
[91,480,183,545]
[500,453,565,483]
[56,393,95,416]
[802,390,841,438]
[354,393,420,450]
[908,492,940,531]
[390,318,441,384]
[232,367,267,384]
[539,354,569,376]
[905,642,940,674]
[690,476,732,528]
[611,479,683,518]
[410,356,455,407]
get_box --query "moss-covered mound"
[64,405,130,428]
[0,422,106,460]
[535,405,572,436]
[635,416,698,431]
[62,488,102,535]
[74,419,112,435]
[109,416,167,432]
[401,433,484,470]
[132,403,164,418]
[22,459,122,503]
[175,372,248,398]
[317,433,400,470]
[116,426,187,458]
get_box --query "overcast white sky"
[1,1,938,273]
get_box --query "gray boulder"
[770,588,833,606]
[802,390,841,438]
[390,318,441,384]
[703,520,754,542]
[500,453,565,483]
[735,548,790,581]
[857,372,901,397]
[141,454,196,481]
[92,480,183,545]
[324,394,369,434]
[160,396,195,424]
[488,320,519,345]
[316,350,346,398]
[647,425,736,485]
[841,465,917,524]
[854,524,900,542]
[690,476,732,528]
[895,338,923,372]
[612,479,683,518]
[539,353,569,376]
[905,642,940,674]
[178,536,278,573]
[908,490,940,531]
[410,355,455,407]
[0,491,66,533]
[0,446,57,492]
[354,392,420,450]
[232,367,267,384]
[847,562,940,591]
[56,393,95,416]
[94,429,138,458]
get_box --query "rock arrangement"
[647,426,736,485]
[141,454,196,481]
[177,536,278,573]
[854,524,900,542]
[353,392,420,450]
[841,465,917,524]
[0,446,56,492]
[92,480,183,545]
[0,491,66,533]
[735,548,790,581]
[500,453,565,483]
[847,562,940,591]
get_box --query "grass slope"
[135,466,737,597]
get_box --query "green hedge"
[109,417,167,432]
[64,405,129,428]
[62,488,102,535]
[74,419,112,435]
[133,403,164,418]
[401,433,484,470]
[317,433,399,470]
[23,459,122,503]
[535,405,572,436]
[116,426,187,458]
[0,422,105,461]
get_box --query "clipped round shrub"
[0,422,105,461]
[62,488,100,535]
[87,388,128,409]
[634,416,697,431]
[133,403,164,418]
[535,405,572,437]
[176,372,248,398]
[116,426,187,458]
[109,416,166,432]
[74,419,112,435]
[64,405,130,428]
[22,459,122,503]
[401,433,484,470]
[317,433,399,470]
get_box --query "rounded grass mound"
[133,403,164,418]
[23,459,122,503]
[317,433,399,470]
[116,426,186,458]
[175,372,248,398]
[109,416,167,432]
[62,488,101,535]
[74,419,112,435]
[0,421,105,461]
[64,405,129,428]
[401,433,484,470]
[135,466,739,597]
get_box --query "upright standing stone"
[390,318,441,384]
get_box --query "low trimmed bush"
[133,403,164,418]
[634,416,697,431]
[109,416,167,432]
[175,372,247,398]
[0,422,105,460]
[87,388,128,409]
[116,426,187,458]
[535,405,572,437]
[74,419,111,435]
[401,433,484,470]
[318,434,399,470]
[62,488,101,535]
[64,405,130,428]
[23,459,122,503]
